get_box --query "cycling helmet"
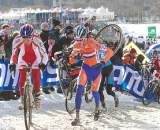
[153,50,158,55]
[65,25,73,30]
[75,25,88,39]
[41,22,49,31]
[65,26,74,35]
[20,24,34,38]
[48,17,60,27]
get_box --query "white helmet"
[75,25,88,39]
[41,22,49,31]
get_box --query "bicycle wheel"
[84,84,93,103]
[24,85,32,130]
[142,80,158,105]
[156,87,160,104]
[58,60,71,96]
[95,24,123,56]
[141,68,151,87]
[65,78,77,114]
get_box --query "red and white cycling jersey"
[10,34,48,69]
[152,58,160,78]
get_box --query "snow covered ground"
[0,92,160,130]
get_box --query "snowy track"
[0,93,160,130]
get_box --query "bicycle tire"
[65,78,77,114]
[157,95,160,104]
[95,24,123,56]
[24,85,32,130]
[58,60,72,96]
[84,84,93,104]
[142,80,158,106]
[156,87,160,104]
[141,68,151,87]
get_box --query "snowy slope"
[0,92,160,130]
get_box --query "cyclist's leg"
[104,65,115,97]
[72,68,87,125]
[32,69,41,109]
[32,69,41,96]
[18,69,26,109]
[19,69,26,97]
[106,75,119,107]
[99,65,112,107]
[92,70,101,120]
[92,73,101,111]
[75,69,87,109]
[106,76,115,97]
[92,64,102,107]
[99,69,106,108]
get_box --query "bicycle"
[64,24,123,114]
[95,24,123,55]
[139,63,152,88]
[22,64,41,130]
[142,71,160,106]
[55,50,93,114]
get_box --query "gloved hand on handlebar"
[39,63,46,71]
[101,61,105,67]
[49,58,55,66]
[93,61,105,70]
[9,64,16,72]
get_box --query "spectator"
[0,31,5,61]
[122,48,137,65]
[48,18,62,58]
[1,24,11,42]
[134,54,145,72]
[56,25,74,51]
[40,22,49,53]
[4,31,20,59]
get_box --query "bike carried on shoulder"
[142,69,160,106]
[55,49,93,114]
[11,64,43,130]
[57,24,123,114]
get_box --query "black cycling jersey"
[57,36,73,51]
[40,30,49,53]
[48,28,61,54]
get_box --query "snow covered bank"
[0,93,160,130]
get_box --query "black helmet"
[48,17,60,26]
[153,50,158,55]
[65,25,73,30]
[65,26,74,35]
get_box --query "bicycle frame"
[23,66,34,130]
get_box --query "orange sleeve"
[103,48,113,63]
[122,54,130,64]
[69,41,81,65]
[69,57,76,65]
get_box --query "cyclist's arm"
[33,36,48,65]
[102,48,113,63]
[69,41,81,65]
[10,38,20,64]
[40,45,48,65]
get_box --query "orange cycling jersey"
[69,37,112,66]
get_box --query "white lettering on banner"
[0,64,6,87]
[46,65,59,82]
[124,66,136,90]
[4,66,11,87]
[113,65,125,85]
[133,77,145,97]
[123,66,145,96]
[12,70,19,88]
[113,65,145,97]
